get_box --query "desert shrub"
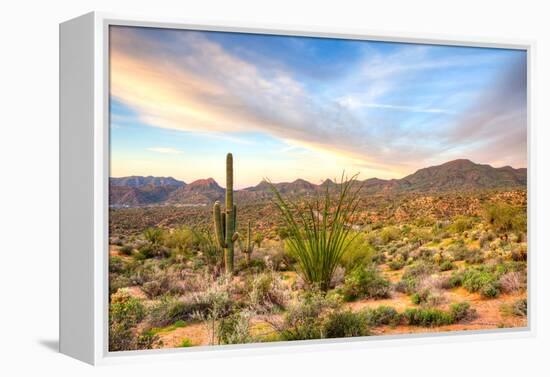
[136,330,161,349]
[217,310,254,345]
[178,338,193,347]
[341,266,391,301]
[411,228,434,243]
[109,289,147,351]
[364,306,401,327]
[164,226,202,252]
[253,232,264,247]
[395,276,418,294]
[143,227,164,246]
[462,269,501,298]
[109,274,132,295]
[279,290,341,341]
[439,260,454,271]
[403,308,453,327]
[340,234,374,271]
[402,261,436,279]
[109,256,126,273]
[269,175,363,291]
[323,310,369,338]
[148,296,206,327]
[237,258,266,273]
[511,244,528,262]
[388,259,406,271]
[135,243,170,259]
[464,249,484,264]
[119,244,134,255]
[110,289,145,324]
[449,301,476,322]
[449,216,474,233]
[380,226,401,244]
[410,288,445,307]
[246,272,288,313]
[500,298,528,317]
[370,250,386,264]
[512,299,527,316]
[499,271,525,293]
[447,244,469,261]
[483,202,527,235]
[190,230,223,271]
[442,271,464,289]
[414,247,436,260]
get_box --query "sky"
[109,25,527,189]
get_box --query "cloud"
[110,26,527,176]
[146,147,184,155]
[336,96,454,114]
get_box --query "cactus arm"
[213,201,225,249]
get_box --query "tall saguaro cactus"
[213,153,238,274]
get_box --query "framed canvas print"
[60,12,533,365]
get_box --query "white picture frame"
[59,11,536,365]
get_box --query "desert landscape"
[107,25,527,351]
[108,156,527,351]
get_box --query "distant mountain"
[110,185,180,207]
[110,176,185,188]
[396,159,527,192]
[167,178,224,204]
[109,159,526,207]
[109,176,185,207]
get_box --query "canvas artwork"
[108,25,527,351]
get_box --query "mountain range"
[109,159,527,207]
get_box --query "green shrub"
[380,226,401,244]
[109,256,125,273]
[439,260,454,271]
[217,310,254,345]
[143,227,164,246]
[109,289,147,351]
[402,261,436,279]
[388,259,406,270]
[449,302,476,322]
[148,295,212,327]
[280,290,341,341]
[119,245,134,255]
[341,267,391,301]
[340,234,374,271]
[483,202,527,234]
[178,338,193,347]
[323,310,369,338]
[462,269,501,298]
[449,216,474,233]
[246,272,288,313]
[443,271,464,289]
[403,308,454,327]
[395,276,418,294]
[364,306,401,327]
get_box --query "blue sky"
[110,26,527,188]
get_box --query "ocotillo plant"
[238,221,255,264]
[213,153,239,274]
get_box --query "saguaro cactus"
[239,220,255,264]
[213,153,239,274]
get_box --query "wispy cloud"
[336,96,454,114]
[146,147,184,155]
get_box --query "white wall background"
[0,0,548,375]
